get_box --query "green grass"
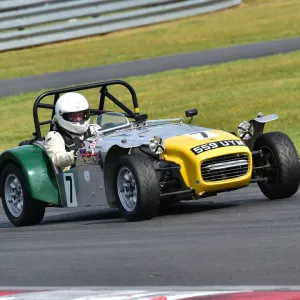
[0,0,299,80]
[1,50,300,153]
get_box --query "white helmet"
[54,92,90,135]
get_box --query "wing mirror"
[185,108,198,124]
[185,108,198,117]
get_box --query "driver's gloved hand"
[73,149,78,160]
[73,137,85,150]
[74,148,87,159]
[72,138,85,159]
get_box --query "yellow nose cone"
[162,130,253,196]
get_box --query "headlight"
[149,136,165,154]
[237,121,254,140]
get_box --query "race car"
[0,79,299,227]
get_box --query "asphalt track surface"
[1,36,300,97]
[1,184,300,287]
[1,37,300,288]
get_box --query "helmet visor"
[62,109,90,123]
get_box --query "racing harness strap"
[56,126,89,152]
[57,127,86,169]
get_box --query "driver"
[44,92,99,172]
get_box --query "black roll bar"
[33,79,146,139]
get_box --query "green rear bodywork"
[0,144,61,206]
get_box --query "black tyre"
[253,131,300,199]
[0,163,46,227]
[114,154,160,221]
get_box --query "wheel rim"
[4,173,24,218]
[117,167,138,212]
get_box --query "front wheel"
[1,163,46,227]
[114,154,160,221]
[253,131,300,199]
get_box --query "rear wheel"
[114,154,160,221]
[1,163,46,227]
[253,132,300,199]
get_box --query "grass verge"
[0,0,299,80]
[1,50,300,153]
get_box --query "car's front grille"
[201,153,249,182]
